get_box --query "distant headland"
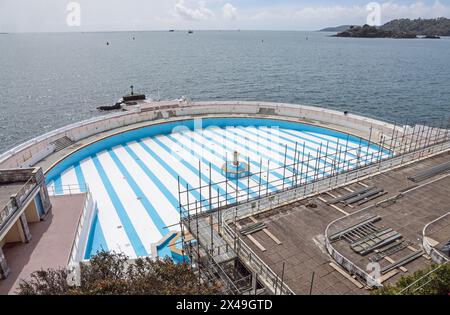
[322,17,450,39]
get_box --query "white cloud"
[290,1,450,27]
[222,3,237,21]
[1,0,450,32]
[175,0,215,21]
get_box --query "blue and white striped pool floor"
[47,125,388,259]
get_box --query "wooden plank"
[247,234,266,252]
[329,262,364,289]
[380,269,399,283]
[325,191,338,199]
[318,197,349,215]
[250,217,282,245]
[358,182,370,188]
[236,221,266,252]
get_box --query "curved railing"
[0,101,402,170]
[422,212,450,264]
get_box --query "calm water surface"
[0,31,449,152]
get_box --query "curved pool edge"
[0,101,400,172]
[43,116,391,184]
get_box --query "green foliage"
[372,263,450,295]
[381,18,450,36]
[336,18,450,38]
[17,251,222,295]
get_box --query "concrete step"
[51,136,75,152]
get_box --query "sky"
[1,0,450,32]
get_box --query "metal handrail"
[221,208,295,295]
[47,183,90,196]
[66,184,95,265]
[0,177,37,231]
[422,212,450,264]
[207,138,450,293]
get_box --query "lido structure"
[0,99,449,294]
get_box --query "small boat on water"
[188,30,194,34]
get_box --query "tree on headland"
[381,17,450,36]
[372,263,450,295]
[17,251,221,295]
[335,17,450,38]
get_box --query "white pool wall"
[0,101,398,169]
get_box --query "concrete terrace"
[0,183,26,209]
[0,194,86,295]
[235,151,450,295]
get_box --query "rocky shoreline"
[335,25,420,39]
[332,18,449,39]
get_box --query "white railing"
[422,212,450,264]
[66,185,97,265]
[47,183,89,197]
[1,100,406,169]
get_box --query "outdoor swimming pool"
[45,117,390,260]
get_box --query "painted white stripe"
[236,127,335,174]
[60,166,82,194]
[113,144,181,229]
[96,149,161,251]
[181,128,285,191]
[157,134,243,203]
[169,131,266,198]
[203,127,295,184]
[281,128,381,158]
[47,181,55,195]
[142,137,234,210]
[80,157,136,258]
[126,141,197,210]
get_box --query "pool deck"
[236,150,450,295]
[0,194,86,295]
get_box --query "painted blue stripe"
[45,117,390,185]
[167,132,273,196]
[84,210,109,259]
[208,127,332,177]
[135,141,209,208]
[243,127,354,168]
[92,154,147,257]
[231,127,347,172]
[301,131,359,150]
[202,128,307,185]
[74,162,87,193]
[302,130,391,155]
[293,129,389,159]
[185,130,291,190]
[107,149,167,235]
[121,144,180,210]
[276,128,359,161]
[272,127,364,167]
[53,175,63,195]
[151,137,237,204]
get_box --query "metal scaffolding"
[177,119,450,295]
